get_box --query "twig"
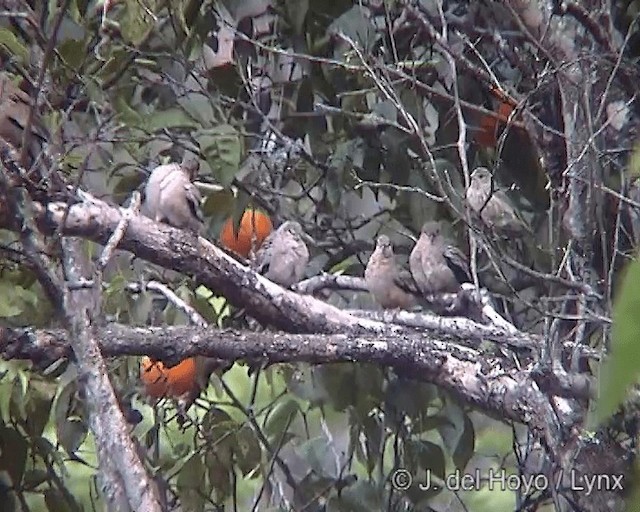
[293,274,368,295]
[142,280,208,328]
[98,191,141,270]
[463,284,518,334]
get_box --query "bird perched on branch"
[254,220,309,287]
[365,234,422,309]
[143,158,203,234]
[466,167,529,235]
[0,74,49,169]
[410,221,470,295]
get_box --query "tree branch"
[0,323,590,427]
[61,238,163,511]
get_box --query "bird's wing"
[444,245,470,283]
[253,229,278,272]
[394,269,421,295]
[491,192,532,234]
[144,165,177,219]
[409,236,426,284]
[183,181,203,223]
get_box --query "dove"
[143,159,203,234]
[365,234,422,309]
[254,221,309,287]
[466,167,529,235]
[410,221,470,294]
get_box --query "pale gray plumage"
[254,221,309,287]
[143,162,203,233]
[410,221,469,294]
[466,167,528,235]
[365,234,421,309]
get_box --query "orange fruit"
[475,101,516,148]
[140,356,198,399]
[219,209,273,257]
[476,111,499,148]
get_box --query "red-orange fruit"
[219,209,273,257]
[140,356,198,399]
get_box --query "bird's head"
[375,234,393,257]
[470,167,492,185]
[181,157,200,181]
[420,221,442,241]
[280,220,303,237]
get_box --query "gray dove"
[466,167,528,235]
[254,221,309,287]
[365,234,422,309]
[143,159,203,234]
[410,221,469,294]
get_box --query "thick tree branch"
[16,191,507,336]
[46,193,388,334]
[61,239,163,511]
[0,323,589,427]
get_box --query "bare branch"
[0,324,589,426]
[61,238,163,511]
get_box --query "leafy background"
[1,0,640,510]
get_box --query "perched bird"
[143,158,203,233]
[466,167,528,235]
[254,220,309,287]
[410,221,469,294]
[0,75,48,168]
[365,234,422,309]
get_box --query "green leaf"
[177,452,205,490]
[113,94,144,127]
[437,401,475,470]
[0,297,22,318]
[196,124,242,187]
[201,407,236,465]
[328,5,375,53]
[120,1,156,46]
[384,377,438,426]
[58,418,88,456]
[97,48,131,85]
[0,28,29,63]
[0,473,17,512]
[264,398,300,439]
[183,0,204,27]
[285,366,330,404]
[0,282,38,318]
[177,453,207,512]
[58,39,85,70]
[593,260,640,425]
[206,450,232,498]
[403,439,445,503]
[25,380,55,437]
[201,189,235,217]
[235,425,261,476]
[23,469,49,489]
[146,107,199,132]
[295,437,338,479]
[330,479,382,511]
[112,172,144,199]
[405,439,445,479]
[44,489,76,512]
[360,413,383,475]
[0,426,28,486]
